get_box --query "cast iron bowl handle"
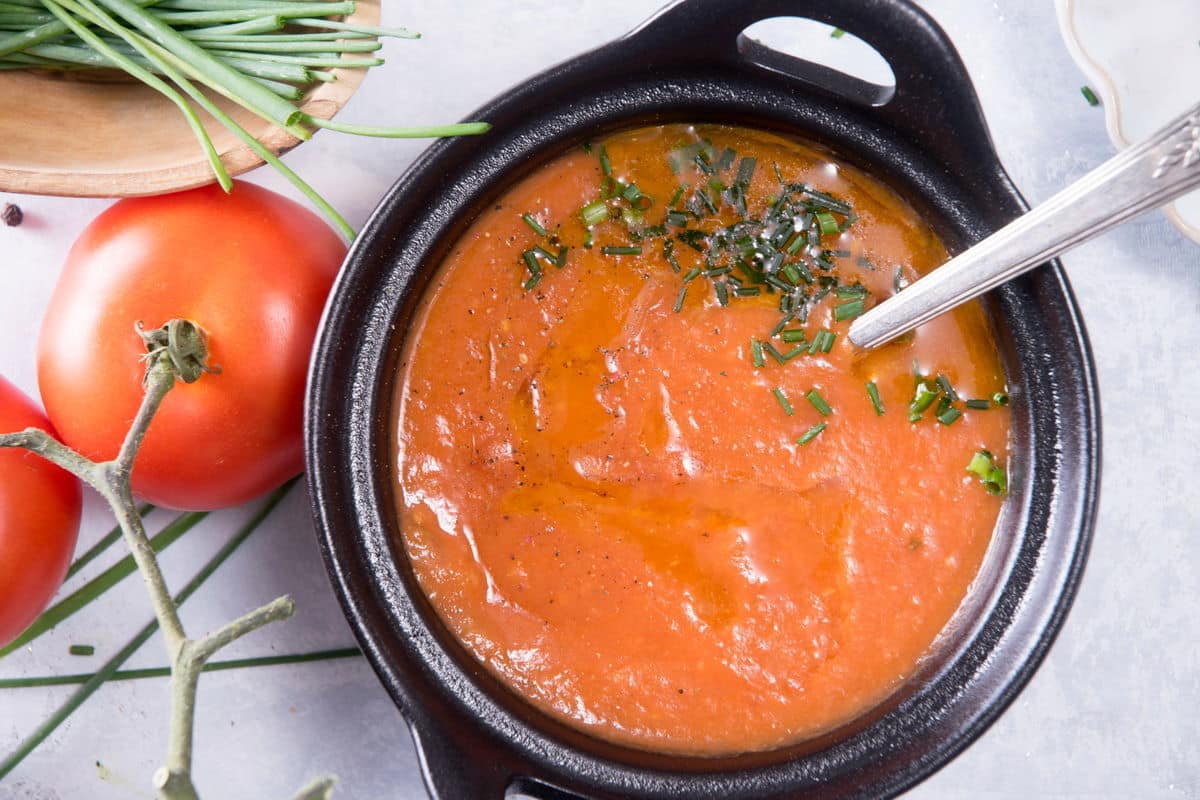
[624,0,998,181]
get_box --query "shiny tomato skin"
[38,181,345,510]
[0,376,82,647]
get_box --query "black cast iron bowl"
[305,1,1101,797]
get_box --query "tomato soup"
[393,125,1010,755]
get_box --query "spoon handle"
[849,100,1200,349]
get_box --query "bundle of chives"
[1,0,488,238]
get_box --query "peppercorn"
[1,203,22,227]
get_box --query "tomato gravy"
[393,125,1009,755]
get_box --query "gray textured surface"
[0,2,1197,798]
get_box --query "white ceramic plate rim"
[1055,0,1200,244]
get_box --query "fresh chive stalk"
[0,648,362,689]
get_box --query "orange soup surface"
[394,125,1010,755]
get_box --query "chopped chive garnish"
[715,281,730,306]
[967,451,993,478]
[601,245,642,256]
[992,392,1011,406]
[797,422,826,446]
[735,286,761,297]
[521,249,541,276]
[935,375,957,401]
[830,27,846,38]
[806,388,832,416]
[68,644,95,657]
[821,331,836,352]
[677,229,708,251]
[808,331,825,355]
[673,284,688,313]
[682,267,702,282]
[763,341,788,364]
[909,381,938,421]
[751,339,765,368]
[621,183,645,203]
[866,381,885,415]
[523,273,542,291]
[937,407,962,426]
[532,245,557,264]
[666,210,688,228]
[781,329,806,343]
[580,199,610,227]
[815,211,840,236]
[598,145,612,176]
[664,240,681,272]
[667,185,685,207]
[521,213,548,236]
[554,247,569,268]
[772,387,795,416]
[833,299,865,321]
[829,249,852,259]
[715,147,736,171]
[967,450,1008,496]
[583,229,594,249]
[736,156,757,186]
[1080,85,1100,107]
[780,264,802,284]
[703,266,733,278]
[835,283,867,298]
[965,399,991,410]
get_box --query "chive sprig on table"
[1,0,488,238]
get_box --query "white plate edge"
[1054,0,1200,244]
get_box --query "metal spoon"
[848,100,1200,349]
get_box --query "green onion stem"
[0,480,295,781]
[65,504,154,580]
[303,115,491,139]
[179,15,280,36]
[0,0,155,57]
[138,36,356,239]
[193,31,372,42]
[36,0,232,191]
[0,647,361,689]
[197,37,381,53]
[149,2,351,24]
[200,47,381,67]
[290,17,420,39]
[89,0,310,137]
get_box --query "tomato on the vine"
[38,181,346,511]
[0,376,82,647]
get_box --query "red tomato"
[38,181,345,510]
[0,376,82,647]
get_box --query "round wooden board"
[0,0,380,197]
